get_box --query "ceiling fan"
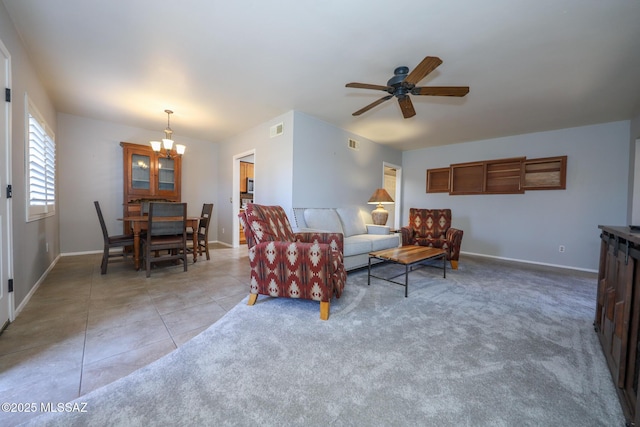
[345,56,469,119]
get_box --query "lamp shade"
[367,188,394,205]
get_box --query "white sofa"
[292,207,400,271]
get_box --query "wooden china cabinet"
[120,142,182,233]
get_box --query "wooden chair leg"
[320,301,330,320]
[101,247,109,274]
[450,260,459,270]
[248,293,258,306]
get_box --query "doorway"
[383,162,402,230]
[0,38,12,329]
[233,150,255,248]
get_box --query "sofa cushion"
[343,235,373,257]
[336,207,367,237]
[370,234,400,251]
[304,209,343,234]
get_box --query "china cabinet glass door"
[157,157,175,191]
[132,153,151,190]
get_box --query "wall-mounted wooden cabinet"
[427,155,566,195]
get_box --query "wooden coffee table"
[368,246,446,297]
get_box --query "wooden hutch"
[121,142,182,233]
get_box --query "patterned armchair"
[401,208,464,269]
[238,204,346,320]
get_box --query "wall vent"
[348,138,360,151]
[270,122,284,138]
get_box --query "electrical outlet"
[46,242,49,252]
[559,245,565,253]
[222,228,225,234]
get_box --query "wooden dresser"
[596,225,640,424]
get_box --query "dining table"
[121,215,203,271]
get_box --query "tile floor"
[0,243,249,426]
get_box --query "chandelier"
[150,109,185,158]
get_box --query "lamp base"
[371,206,389,226]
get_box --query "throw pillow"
[336,207,367,237]
[304,209,344,234]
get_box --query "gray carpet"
[23,256,625,426]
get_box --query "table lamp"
[367,188,394,225]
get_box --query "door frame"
[232,149,255,248]
[383,162,402,230]
[0,37,13,327]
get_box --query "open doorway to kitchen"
[383,162,402,230]
[233,150,255,248]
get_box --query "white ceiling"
[3,0,640,151]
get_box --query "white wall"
[402,121,630,271]
[58,113,219,254]
[291,111,403,213]
[216,111,295,246]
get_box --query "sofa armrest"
[366,224,390,235]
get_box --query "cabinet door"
[484,157,524,194]
[599,242,635,387]
[240,162,247,193]
[124,149,156,197]
[450,162,484,195]
[156,156,181,200]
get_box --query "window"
[26,96,55,221]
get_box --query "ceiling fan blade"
[404,56,443,86]
[397,96,416,119]
[411,86,470,97]
[346,82,391,91]
[352,95,393,116]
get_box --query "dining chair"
[141,202,188,277]
[187,203,213,260]
[94,201,135,274]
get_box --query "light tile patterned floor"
[0,244,249,426]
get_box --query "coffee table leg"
[443,255,446,278]
[368,256,372,286]
[405,264,409,297]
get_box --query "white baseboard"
[14,254,61,318]
[460,251,597,273]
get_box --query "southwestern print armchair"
[401,208,463,269]
[238,204,346,320]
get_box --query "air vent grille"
[270,122,284,138]
[348,138,360,151]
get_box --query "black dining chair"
[141,202,188,277]
[187,203,213,260]
[94,201,135,274]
